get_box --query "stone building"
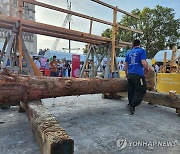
[0,0,37,54]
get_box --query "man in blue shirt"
[124,39,149,115]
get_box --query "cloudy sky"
[36,0,180,54]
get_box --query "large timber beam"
[144,91,180,109]
[0,69,127,106]
[116,41,132,48]
[23,0,113,26]
[118,24,143,34]
[0,15,110,45]
[24,101,74,154]
[116,91,180,115]
[90,0,139,19]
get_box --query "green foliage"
[102,5,180,58]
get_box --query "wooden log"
[0,69,127,106]
[25,101,74,154]
[144,91,180,109]
[116,91,180,109]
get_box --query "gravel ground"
[0,94,180,154]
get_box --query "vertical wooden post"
[9,0,12,16]
[2,34,15,68]
[80,20,93,77]
[163,52,167,73]
[91,46,95,77]
[80,46,92,77]
[89,19,93,34]
[18,0,23,70]
[0,35,9,69]
[111,7,117,73]
[86,19,93,51]
[171,46,177,66]
[12,36,18,67]
[114,54,120,78]
[105,43,111,78]
[178,56,180,73]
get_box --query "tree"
[102,5,180,58]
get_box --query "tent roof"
[153,49,180,62]
[0,42,3,50]
[44,50,86,61]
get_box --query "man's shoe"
[127,104,134,115]
[133,107,135,112]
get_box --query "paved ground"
[0,94,180,154]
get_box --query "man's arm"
[141,60,149,71]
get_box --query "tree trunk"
[0,69,127,106]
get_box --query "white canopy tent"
[153,49,180,62]
[0,42,3,50]
[44,50,86,62]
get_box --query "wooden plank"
[80,46,92,77]
[104,44,111,78]
[22,19,110,42]
[90,0,139,19]
[116,41,132,47]
[23,0,113,26]
[0,34,9,68]
[0,15,110,45]
[94,49,105,74]
[18,0,23,70]
[116,91,180,109]
[24,27,105,45]
[91,46,95,77]
[163,52,167,73]
[118,24,143,34]
[2,34,15,67]
[111,7,117,72]
[22,41,42,76]
[25,101,74,154]
[23,0,141,33]
[144,91,180,109]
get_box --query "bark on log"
[144,91,180,109]
[0,69,127,106]
[116,91,180,110]
[25,101,74,154]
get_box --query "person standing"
[119,61,124,71]
[124,39,149,115]
[154,63,159,73]
[50,55,58,77]
[34,57,41,68]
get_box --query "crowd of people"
[34,55,72,77]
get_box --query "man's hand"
[141,60,149,71]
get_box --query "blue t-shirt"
[125,47,146,76]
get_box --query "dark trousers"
[127,73,147,108]
[50,71,57,77]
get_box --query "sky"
[36,0,180,54]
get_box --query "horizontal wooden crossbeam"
[91,0,139,19]
[116,91,180,116]
[22,0,142,35]
[118,24,143,34]
[23,0,113,26]
[0,15,110,45]
[116,41,132,48]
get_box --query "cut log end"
[24,101,74,154]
